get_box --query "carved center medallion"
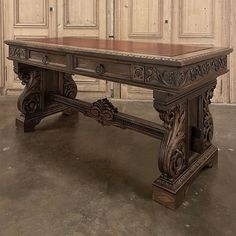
[86,98,118,126]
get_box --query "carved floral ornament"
[86,98,118,126]
[203,86,215,148]
[158,104,186,180]
[9,46,27,59]
[132,56,227,88]
[63,74,77,99]
[17,71,41,115]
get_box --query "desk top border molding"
[4,38,232,67]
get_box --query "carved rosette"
[157,104,186,180]
[203,86,215,148]
[86,98,118,126]
[133,65,145,81]
[63,74,77,99]
[17,71,42,115]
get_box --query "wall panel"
[64,0,98,28]
[128,0,163,38]
[179,0,214,38]
[0,0,4,93]
[14,0,48,27]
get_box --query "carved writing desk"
[5,37,232,209]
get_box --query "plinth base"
[152,145,218,209]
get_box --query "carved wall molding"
[132,56,227,88]
[157,104,186,180]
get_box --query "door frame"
[114,0,172,100]
[0,0,5,95]
[1,0,115,98]
[230,0,236,103]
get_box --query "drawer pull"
[96,64,105,75]
[42,55,49,65]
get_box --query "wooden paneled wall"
[1,0,111,99]
[0,0,4,94]
[230,0,236,103]
[116,0,234,102]
[0,0,235,103]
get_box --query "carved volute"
[203,86,216,148]
[156,104,187,180]
[63,74,77,99]
[17,70,42,115]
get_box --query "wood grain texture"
[3,0,109,97]
[14,0,48,27]
[128,0,163,38]
[5,38,231,92]
[18,37,213,57]
[5,37,232,209]
[1,0,235,102]
[64,0,98,28]
[0,0,4,91]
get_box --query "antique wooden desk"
[5,37,232,209]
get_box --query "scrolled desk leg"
[153,102,188,209]
[202,86,218,169]
[15,68,43,132]
[152,83,218,209]
[61,73,78,116]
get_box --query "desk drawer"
[74,56,131,80]
[28,50,67,68]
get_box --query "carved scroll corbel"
[156,103,187,180]
[17,70,42,115]
[60,73,78,115]
[203,86,216,148]
[63,74,77,99]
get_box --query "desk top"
[19,37,211,57]
[5,37,232,66]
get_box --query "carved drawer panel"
[9,46,27,60]
[28,50,67,68]
[73,56,131,80]
[131,56,228,88]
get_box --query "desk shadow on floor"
[14,112,161,201]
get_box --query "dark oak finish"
[5,37,232,209]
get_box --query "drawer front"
[73,56,131,80]
[28,50,67,68]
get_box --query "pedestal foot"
[152,145,218,209]
[16,115,41,132]
[205,151,218,168]
[14,63,79,132]
[152,182,188,210]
